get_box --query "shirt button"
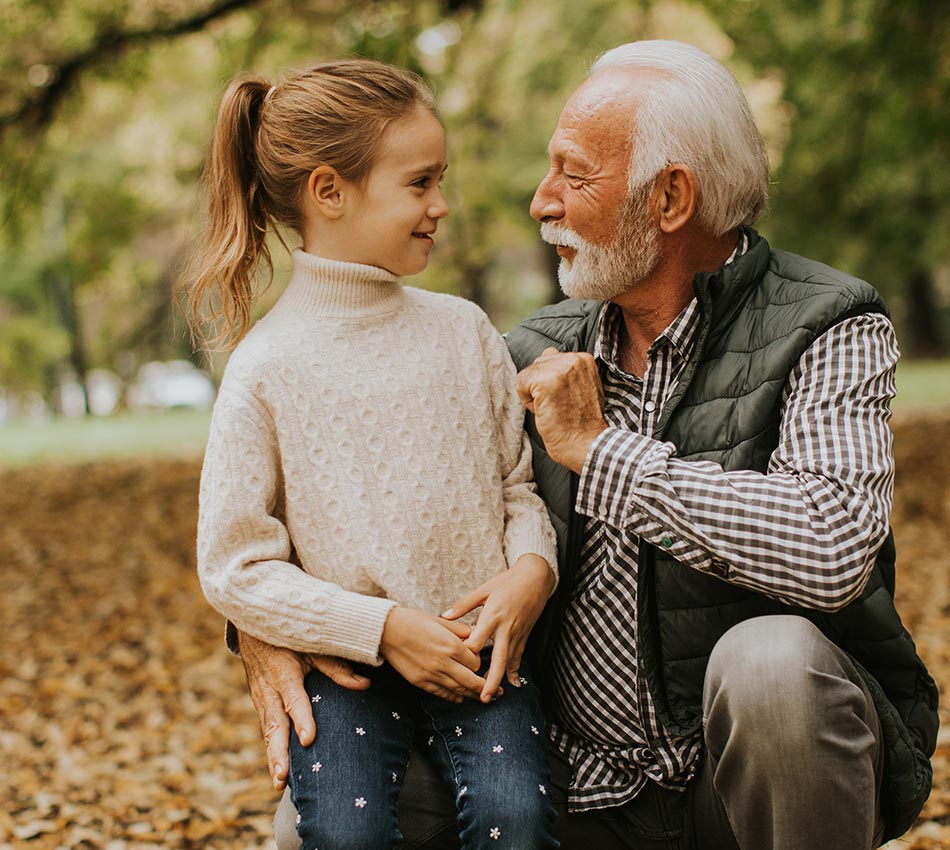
[709,560,729,577]
[644,400,657,413]
[661,536,674,549]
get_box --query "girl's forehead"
[377,109,446,169]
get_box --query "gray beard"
[555,185,660,302]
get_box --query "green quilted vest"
[506,229,938,840]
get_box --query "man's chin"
[557,265,583,299]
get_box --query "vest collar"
[692,227,772,337]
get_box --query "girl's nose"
[428,187,449,220]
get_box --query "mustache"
[539,222,588,250]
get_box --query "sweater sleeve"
[197,381,396,664]
[478,313,559,584]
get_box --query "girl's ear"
[305,165,347,220]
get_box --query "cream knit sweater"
[197,250,557,666]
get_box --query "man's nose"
[530,172,563,222]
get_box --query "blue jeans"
[288,651,558,850]
[280,616,885,850]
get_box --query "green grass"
[0,408,212,467]
[892,358,950,411]
[1,360,948,466]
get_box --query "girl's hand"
[379,607,485,703]
[442,554,555,703]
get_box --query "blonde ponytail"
[183,75,273,351]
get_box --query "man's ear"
[655,163,697,234]
[305,165,348,220]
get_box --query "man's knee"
[706,614,834,699]
[703,615,873,753]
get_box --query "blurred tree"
[0,0,656,409]
[421,0,656,321]
[0,0,472,409]
[705,0,950,355]
[0,315,70,399]
[8,0,941,416]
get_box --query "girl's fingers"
[506,644,525,687]
[439,617,473,640]
[481,634,510,703]
[441,586,489,620]
[447,660,488,697]
[462,608,498,654]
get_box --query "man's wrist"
[557,423,608,474]
[576,427,658,526]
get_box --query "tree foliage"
[704,0,950,354]
[0,0,946,411]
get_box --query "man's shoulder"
[505,299,603,368]
[766,247,886,309]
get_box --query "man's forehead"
[546,69,654,160]
[558,66,665,130]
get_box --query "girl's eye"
[413,177,430,189]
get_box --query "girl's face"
[337,108,449,276]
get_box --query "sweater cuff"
[325,590,399,666]
[223,591,396,665]
[505,528,560,588]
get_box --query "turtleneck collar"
[277,249,405,319]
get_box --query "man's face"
[541,182,660,302]
[530,69,662,300]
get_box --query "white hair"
[590,40,770,236]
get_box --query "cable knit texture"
[197,250,557,666]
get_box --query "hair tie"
[265,85,277,102]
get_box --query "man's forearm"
[576,314,898,611]
[577,427,886,609]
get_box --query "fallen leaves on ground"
[0,460,279,850]
[1,410,948,849]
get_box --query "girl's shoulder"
[403,286,494,328]
[216,316,303,401]
[402,288,510,360]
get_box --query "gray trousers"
[275,615,886,850]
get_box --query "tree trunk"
[459,261,488,309]
[904,270,946,358]
[45,269,91,415]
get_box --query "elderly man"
[237,40,937,850]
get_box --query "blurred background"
[1,0,950,457]
[1,1,948,849]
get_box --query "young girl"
[187,59,559,850]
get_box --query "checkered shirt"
[550,258,899,812]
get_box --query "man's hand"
[516,347,608,473]
[238,631,370,789]
[443,553,555,702]
[379,607,486,703]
